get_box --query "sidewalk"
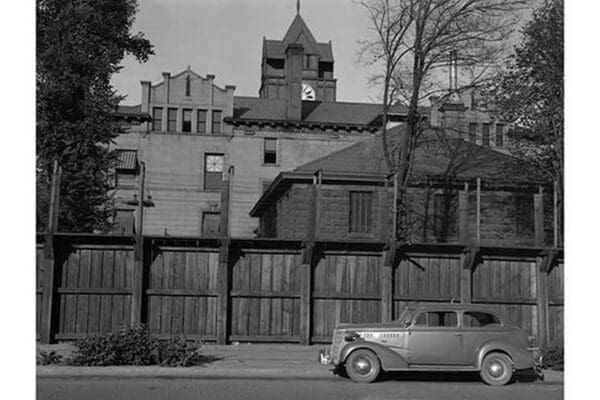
[37,342,563,383]
[37,343,333,379]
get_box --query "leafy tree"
[37,0,153,232]
[493,0,563,244]
[356,0,526,240]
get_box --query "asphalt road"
[37,373,563,400]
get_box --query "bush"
[66,325,212,367]
[541,344,564,371]
[157,336,205,367]
[38,350,64,365]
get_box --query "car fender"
[475,341,535,370]
[339,339,409,370]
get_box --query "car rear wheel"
[480,352,514,386]
[345,349,380,383]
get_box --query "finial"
[297,0,300,14]
[187,65,191,70]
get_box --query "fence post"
[40,161,61,344]
[381,241,396,322]
[131,162,146,326]
[216,167,233,344]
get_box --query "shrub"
[66,325,214,367]
[69,324,158,366]
[156,336,205,367]
[38,350,64,365]
[541,344,564,371]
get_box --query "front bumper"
[529,347,544,379]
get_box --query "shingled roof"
[230,96,408,128]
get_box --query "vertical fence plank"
[536,256,549,347]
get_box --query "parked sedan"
[319,303,542,385]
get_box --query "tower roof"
[262,14,333,61]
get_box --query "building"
[250,125,552,246]
[112,8,512,239]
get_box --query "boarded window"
[495,124,504,147]
[433,192,458,242]
[204,153,224,190]
[202,212,220,236]
[482,123,490,146]
[167,108,177,132]
[349,191,373,234]
[515,193,534,239]
[152,107,162,131]
[263,138,277,164]
[212,110,222,134]
[182,109,192,132]
[468,122,477,142]
[197,110,207,133]
[115,172,136,188]
[112,209,135,235]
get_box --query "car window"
[413,311,458,327]
[462,311,501,327]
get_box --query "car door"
[459,310,505,365]
[407,310,464,366]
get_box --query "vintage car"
[319,303,542,385]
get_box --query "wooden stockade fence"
[37,234,563,347]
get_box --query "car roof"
[407,303,503,313]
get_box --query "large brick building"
[112,9,514,239]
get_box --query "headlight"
[344,332,360,341]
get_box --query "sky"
[112,0,386,105]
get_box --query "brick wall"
[264,182,546,246]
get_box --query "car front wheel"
[480,352,514,386]
[345,349,380,383]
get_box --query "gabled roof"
[230,96,408,128]
[262,14,333,62]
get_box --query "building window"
[263,138,277,164]
[515,193,534,239]
[114,149,137,188]
[182,109,192,132]
[167,108,177,132]
[197,110,207,133]
[349,191,373,234]
[433,192,458,242]
[212,110,222,134]
[204,153,224,190]
[115,171,136,188]
[495,124,504,147]
[185,75,191,97]
[468,122,477,142]
[482,123,490,147]
[152,107,162,131]
[202,211,221,236]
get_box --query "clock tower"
[259,9,336,102]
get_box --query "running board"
[385,365,479,372]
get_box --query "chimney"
[285,43,303,121]
[439,51,466,132]
[162,72,171,104]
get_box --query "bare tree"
[357,0,526,239]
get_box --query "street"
[37,373,563,400]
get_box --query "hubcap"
[488,360,504,378]
[354,357,372,375]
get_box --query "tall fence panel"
[55,245,134,340]
[230,251,302,342]
[472,258,537,337]
[393,255,461,320]
[146,247,219,339]
[37,235,563,346]
[312,253,382,342]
